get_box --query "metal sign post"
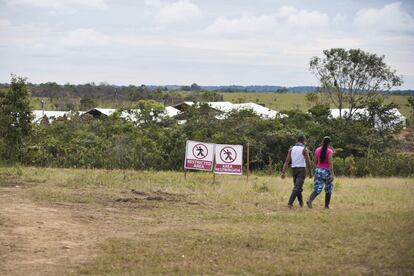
[247,142,250,183]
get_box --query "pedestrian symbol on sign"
[192,144,208,160]
[196,146,205,157]
[220,147,237,163]
[223,149,233,161]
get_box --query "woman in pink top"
[306,136,335,209]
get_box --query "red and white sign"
[184,140,215,171]
[214,144,243,175]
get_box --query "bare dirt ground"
[0,184,184,275]
[0,187,100,275]
[0,186,154,275]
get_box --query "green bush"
[0,92,411,177]
[344,155,356,176]
[333,157,345,176]
[331,153,414,177]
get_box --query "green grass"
[222,93,412,118]
[1,166,413,275]
[31,93,412,118]
[30,97,135,111]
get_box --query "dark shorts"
[292,167,306,192]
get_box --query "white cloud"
[0,23,51,47]
[7,0,107,10]
[355,2,414,32]
[332,14,347,25]
[0,18,12,27]
[59,28,110,47]
[1,1,413,88]
[205,14,276,35]
[146,0,202,25]
[275,6,329,28]
[144,0,162,8]
[205,6,329,35]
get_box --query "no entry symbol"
[192,144,208,159]
[220,146,237,163]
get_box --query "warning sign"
[184,140,214,171]
[214,144,243,175]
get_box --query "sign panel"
[214,144,243,175]
[184,140,215,171]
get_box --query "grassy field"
[31,93,412,119]
[221,93,412,118]
[0,166,413,275]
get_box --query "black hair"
[320,136,331,163]
[297,135,305,143]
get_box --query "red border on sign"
[215,164,242,174]
[185,159,213,171]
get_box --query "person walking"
[281,135,312,208]
[307,136,335,209]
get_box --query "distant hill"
[2,83,412,95]
[157,85,318,93]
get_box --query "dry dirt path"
[0,184,197,275]
[0,187,104,276]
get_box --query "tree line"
[1,48,413,176]
[0,82,223,111]
[0,76,412,176]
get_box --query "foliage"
[16,102,411,176]
[0,75,33,162]
[16,82,223,110]
[0,75,411,177]
[310,48,403,119]
[308,104,330,119]
[408,96,414,126]
[221,92,412,120]
[305,92,319,107]
[80,96,97,110]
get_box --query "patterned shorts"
[314,168,333,194]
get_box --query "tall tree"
[0,75,33,162]
[190,83,201,91]
[408,96,414,125]
[309,48,403,119]
[80,96,97,110]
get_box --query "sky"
[0,0,413,88]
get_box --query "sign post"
[184,140,215,171]
[247,142,250,183]
[214,144,243,175]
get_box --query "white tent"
[173,101,285,119]
[82,106,181,123]
[32,110,68,124]
[330,108,406,129]
[231,103,286,119]
[164,106,181,117]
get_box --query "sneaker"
[306,200,312,209]
[288,204,293,209]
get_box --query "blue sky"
[0,0,413,88]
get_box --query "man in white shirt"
[281,135,312,208]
